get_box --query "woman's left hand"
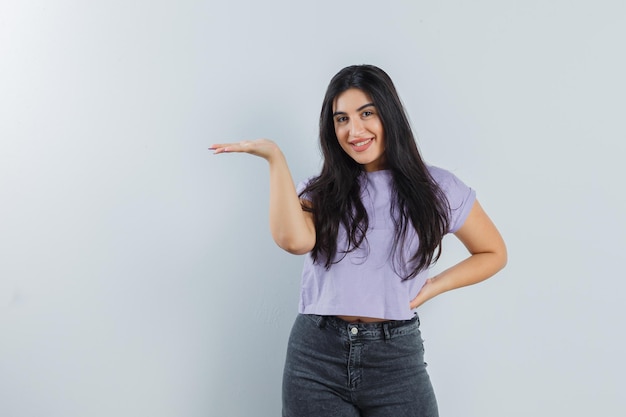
[409,277,442,310]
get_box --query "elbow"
[494,241,508,273]
[278,241,314,255]
[273,233,315,255]
[282,244,313,255]
[474,241,507,277]
[497,252,508,273]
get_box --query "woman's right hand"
[209,138,316,254]
[209,139,281,162]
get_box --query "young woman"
[210,65,507,417]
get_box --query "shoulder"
[296,176,313,193]
[427,165,468,191]
[426,165,477,232]
[297,175,320,201]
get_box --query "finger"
[210,140,253,152]
[209,146,227,154]
[209,142,237,149]
[209,143,239,154]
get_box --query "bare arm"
[409,200,507,309]
[210,139,316,255]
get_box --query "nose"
[349,118,365,136]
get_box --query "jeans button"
[350,327,358,335]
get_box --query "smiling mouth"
[350,138,373,150]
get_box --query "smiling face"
[332,88,386,172]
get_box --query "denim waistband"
[304,314,420,341]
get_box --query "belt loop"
[383,322,391,341]
[316,315,327,329]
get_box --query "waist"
[336,315,388,323]
[305,314,420,341]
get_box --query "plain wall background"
[1,0,624,416]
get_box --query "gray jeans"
[282,314,439,417]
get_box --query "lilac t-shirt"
[297,166,476,320]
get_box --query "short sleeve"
[297,177,314,202]
[428,166,476,233]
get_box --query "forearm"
[410,251,506,310]
[267,148,315,254]
[431,251,507,294]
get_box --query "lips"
[350,138,373,152]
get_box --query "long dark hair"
[301,65,450,280]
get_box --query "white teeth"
[354,139,371,147]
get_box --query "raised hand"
[209,139,281,162]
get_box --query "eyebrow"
[332,102,375,117]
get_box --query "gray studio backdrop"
[1,1,624,416]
